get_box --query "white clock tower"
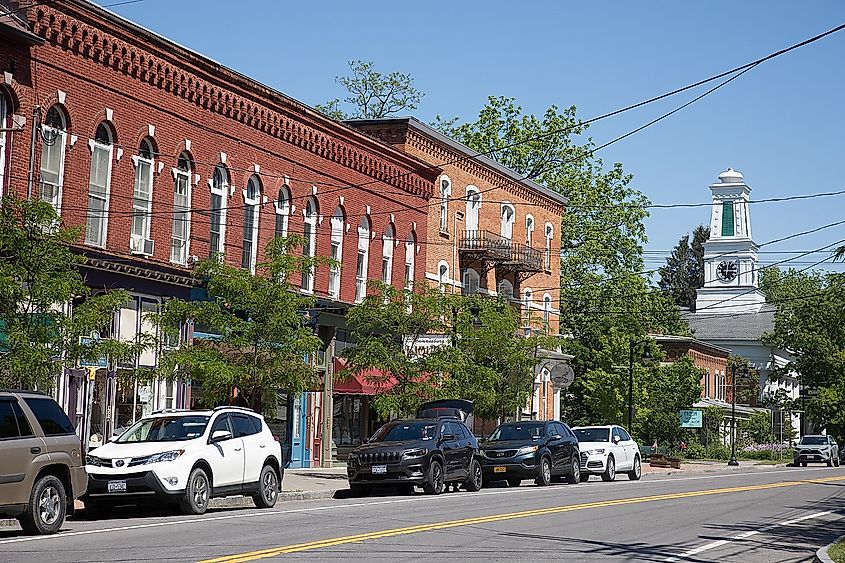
[694,168,767,313]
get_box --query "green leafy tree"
[739,411,774,445]
[636,355,703,447]
[441,96,690,432]
[316,60,424,120]
[703,405,725,447]
[0,196,144,389]
[155,236,327,414]
[658,225,710,310]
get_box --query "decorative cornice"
[29,4,434,201]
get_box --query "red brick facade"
[654,336,730,402]
[0,0,435,302]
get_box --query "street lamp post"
[728,363,749,467]
[627,339,651,430]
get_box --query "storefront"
[331,359,392,460]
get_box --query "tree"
[0,196,144,390]
[441,96,690,434]
[703,405,725,447]
[634,355,703,447]
[154,236,327,414]
[739,411,774,445]
[658,225,710,310]
[315,60,424,120]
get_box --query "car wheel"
[507,478,522,488]
[565,455,581,484]
[535,457,552,486]
[627,455,642,481]
[180,467,210,515]
[601,456,616,482]
[423,460,445,495]
[252,465,279,509]
[19,475,66,535]
[465,459,483,492]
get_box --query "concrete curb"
[815,533,845,563]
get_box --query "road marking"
[663,509,836,561]
[0,466,834,547]
[200,475,845,563]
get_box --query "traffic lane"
[230,478,845,561]
[0,467,841,562]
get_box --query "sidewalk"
[643,459,789,476]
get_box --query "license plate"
[494,466,507,473]
[107,480,127,493]
[371,465,387,474]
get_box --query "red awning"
[333,358,397,395]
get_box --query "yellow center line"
[200,475,845,563]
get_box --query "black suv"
[480,420,580,487]
[346,418,482,496]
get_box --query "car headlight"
[144,450,184,464]
[86,454,104,467]
[402,448,428,460]
[516,445,539,456]
[583,449,606,456]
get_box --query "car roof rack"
[212,405,256,413]
[151,408,194,415]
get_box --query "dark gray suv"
[0,390,87,534]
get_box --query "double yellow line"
[201,475,845,562]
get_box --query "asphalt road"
[1,466,844,562]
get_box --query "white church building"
[685,168,802,442]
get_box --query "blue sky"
[104,0,845,275]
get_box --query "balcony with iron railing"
[459,230,544,273]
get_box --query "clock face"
[717,260,738,282]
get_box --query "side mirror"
[613,435,621,444]
[210,429,232,443]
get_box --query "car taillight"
[273,434,280,442]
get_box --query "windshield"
[116,415,210,443]
[371,422,437,442]
[573,427,610,443]
[799,436,829,446]
[488,423,545,442]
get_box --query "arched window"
[523,287,534,324]
[438,261,449,293]
[329,206,344,299]
[501,203,515,240]
[209,164,228,258]
[0,91,11,196]
[170,152,192,264]
[39,105,67,211]
[355,216,371,303]
[525,215,535,246]
[131,137,156,254]
[86,122,115,247]
[544,222,554,270]
[382,223,395,285]
[543,293,552,328]
[465,186,481,232]
[439,176,451,232]
[275,185,291,239]
[462,268,480,296]
[404,231,416,291]
[497,279,514,301]
[301,196,318,293]
[242,175,261,272]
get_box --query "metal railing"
[459,230,544,271]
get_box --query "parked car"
[83,406,283,515]
[572,425,642,482]
[793,435,840,467]
[347,417,482,496]
[479,420,580,487]
[0,389,87,534]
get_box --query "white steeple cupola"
[695,168,766,314]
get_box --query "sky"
[102,0,845,277]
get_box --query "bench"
[640,446,669,462]
[649,453,681,469]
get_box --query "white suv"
[572,425,642,482]
[82,407,283,515]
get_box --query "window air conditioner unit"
[130,236,155,256]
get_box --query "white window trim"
[170,166,192,265]
[131,154,155,244]
[242,185,260,274]
[404,235,415,291]
[275,187,291,239]
[329,210,344,299]
[544,222,554,270]
[439,175,451,233]
[208,169,228,258]
[382,227,394,286]
[355,221,370,303]
[465,186,481,232]
[526,214,535,246]
[501,202,515,240]
[85,138,114,248]
[39,124,67,213]
[302,200,318,294]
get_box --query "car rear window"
[0,401,18,439]
[23,397,75,436]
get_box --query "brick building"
[0,0,436,466]
[349,118,571,424]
